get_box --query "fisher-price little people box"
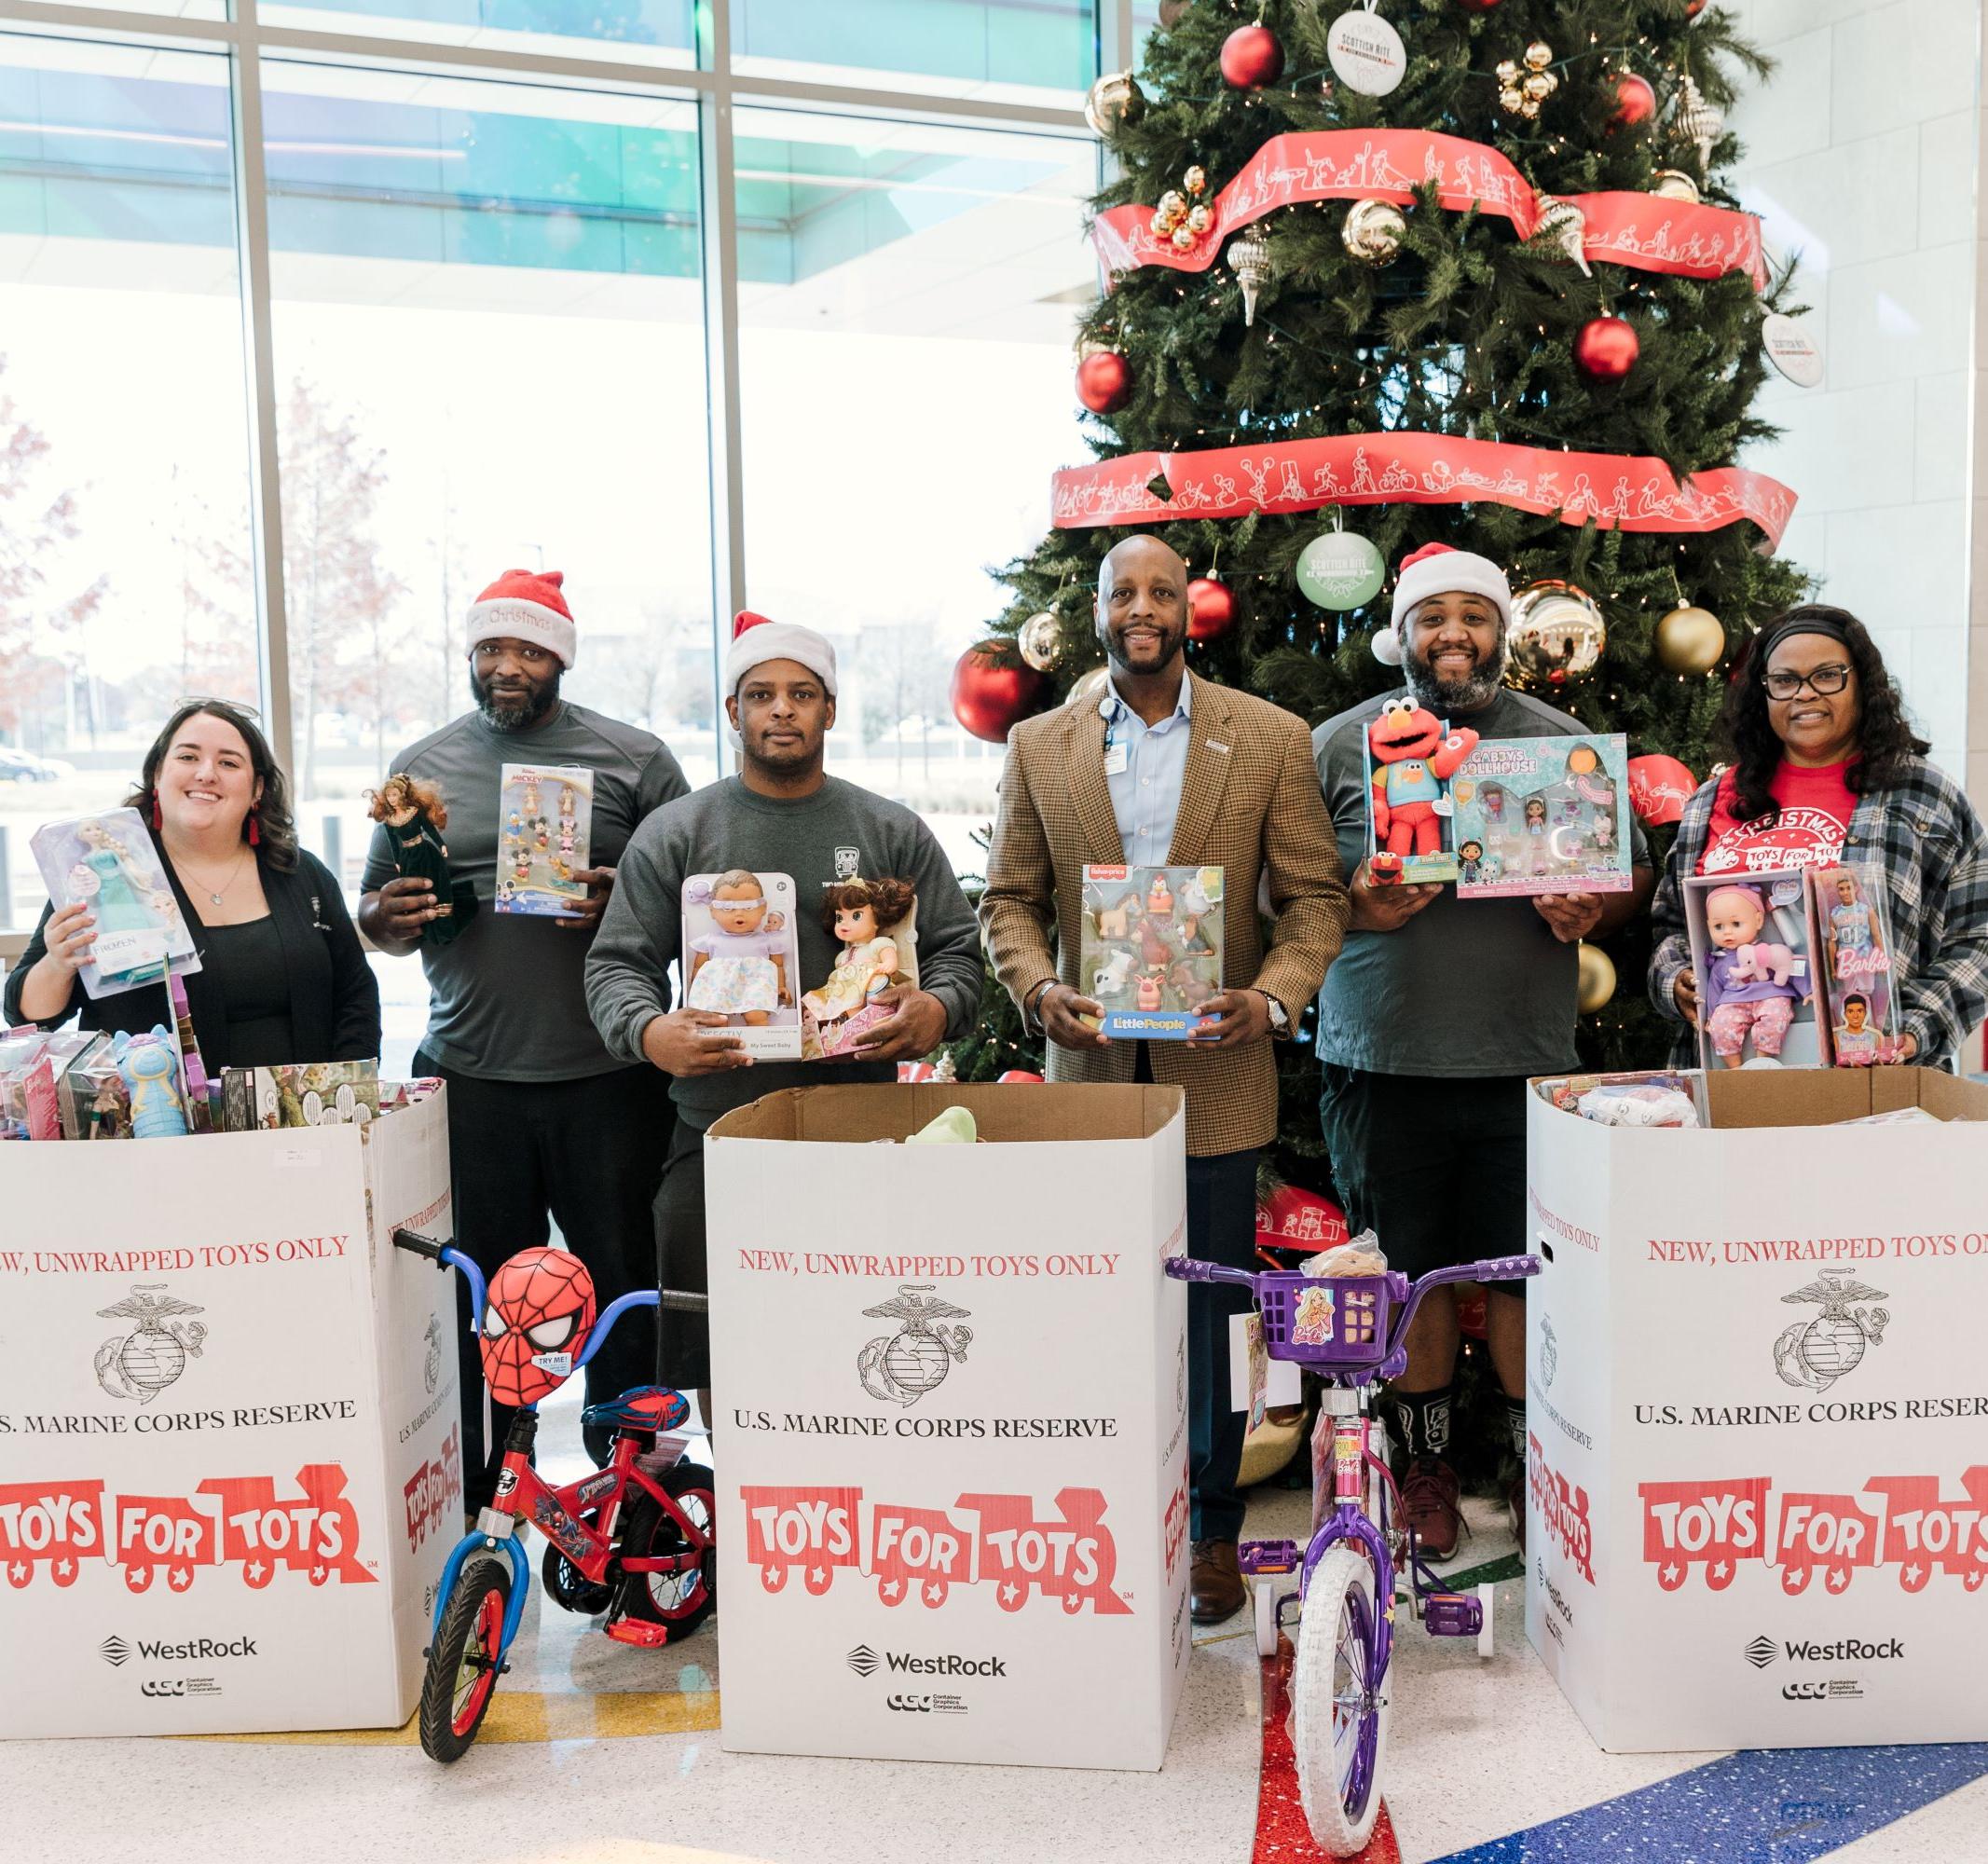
[705,1082,1189,1772]
[0,1090,460,1737]
[1525,1066,1988,1753]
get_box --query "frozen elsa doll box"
[31,808,200,1000]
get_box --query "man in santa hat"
[1311,543,1654,1558]
[360,569,691,1510]
[585,611,985,1422]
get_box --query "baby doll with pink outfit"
[1699,883,1805,1066]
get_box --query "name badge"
[1103,743,1130,777]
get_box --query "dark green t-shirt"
[1311,686,1650,1078]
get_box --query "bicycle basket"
[1254,1270,1406,1369]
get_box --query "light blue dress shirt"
[1100,675,1192,868]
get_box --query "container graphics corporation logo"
[93,1284,208,1405]
[100,1635,132,1667]
[846,1645,880,1677]
[1773,1270,1888,1393]
[1743,1635,1777,1668]
[857,1285,974,1408]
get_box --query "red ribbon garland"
[1051,432,1796,550]
[1094,130,1766,290]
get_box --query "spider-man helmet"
[479,1247,596,1406]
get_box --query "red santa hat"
[724,610,839,698]
[1372,543,1513,666]
[465,568,577,669]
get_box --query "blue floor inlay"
[1431,1742,1988,1863]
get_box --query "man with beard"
[360,568,689,1507]
[980,533,1347,1625]
[585,613,984,1423]
[1312,544,1653,1556]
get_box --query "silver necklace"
[177,846,249,908]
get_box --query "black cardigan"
[4,839,381,1068]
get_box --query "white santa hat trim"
[1372,543,1512,665]
[464,568,577,669]
[725,610,839,698]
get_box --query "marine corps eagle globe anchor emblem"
[858,1284,973,1406]
[94,1283,208,1404]
[1773,1268,1889,1392]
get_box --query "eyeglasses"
[173,694,262,719]
[1764,663,1852,701]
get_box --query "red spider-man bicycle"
[393,1228,716,1763]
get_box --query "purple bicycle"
[1166,1249,1539,1856]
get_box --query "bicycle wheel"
[1290,1545,1390,1857]
[418,1556,512,1763]
[615,1462,717,1638]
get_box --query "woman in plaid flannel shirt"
[1650,606,1988,1067]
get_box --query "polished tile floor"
[13,1398,1984,1864]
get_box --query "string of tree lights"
[946,0,1813,1157]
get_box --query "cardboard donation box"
[1526,1068,1988,1753]
[0,1091,460,1737]
[705,1083,1189,1771]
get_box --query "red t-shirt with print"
[1698,761,1858,877]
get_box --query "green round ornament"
[1296,529,1386,610]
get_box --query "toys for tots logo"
[1640,1466,1988,1596]
[403,1424,462,1554]
[1527,1432,1595,1583]
[742,1484,1131,1614]
[0,1464,375,1593]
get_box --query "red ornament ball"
[952,640,1047,743]
[1610,73,1658,127]
[1626,753,1698,827]
[1186,575,1237,641]
[1574,315,1639,381]
[1076,350,1132,414]
[1219,24,1284,89]
[1453,0,1503,9]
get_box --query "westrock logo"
[1774,1270,1889,1392]
[0,1465,376,1593]
[94,1285,209,1405]
[1526,1432,1594,1583]
[1644,1467,1988,1595]
[846,1645,880,1677]
[744,1485,1131,1614]
[100,1635,131,1667]
[1743,1635,1777,1668]
[857,1285,973,1407]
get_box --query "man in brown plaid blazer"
[981,533,1348,1624]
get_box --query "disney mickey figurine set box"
[495,762,594,918]
[1078,865,1225,1039]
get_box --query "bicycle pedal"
[603,1617,673,1650]
[1422,1592,1483,1638]
[1239,1539,1304,1576]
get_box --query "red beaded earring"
[248,813,262,846]
[150,793,161,829]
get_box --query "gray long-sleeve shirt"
[585,774,985,1128]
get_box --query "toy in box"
[1079,865,1224,1039]
[682,870,802,1061]
[29,809,200,998]
[1683,868,1821,1071]
[1363,701,1480,885]
[221,1061,379,1130]
[1807,865,1903,1066]
[53,1033,130,1139]
[801,875,921,1062]
[1450,733,1631,898]
[0,1030,63,1140]
[1534,1068,1707,1129]
[495,764,593,918]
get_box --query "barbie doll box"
[1682,867,1823,1072]
[1525,1064,1988,1752]
[1079,864,1224,1039]
[1451,733,1632,898]
[30,807,200,998]
[682,870,803,1060]
[494,762,593,917]
[1806,865,1904,1066]
[705,1081,1190,1771]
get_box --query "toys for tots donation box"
[705,1083,1190,1771]
[0,1091,460,1736]
[1524,1067,1988,1753]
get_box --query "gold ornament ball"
[1525,41,1554,72]
[1067,666,1111,708]
[1184,165,1208,196]
[1651,168,1702,203]
[1342,199,1406,267]
[1576,943,1618,1015]
[1507,580,1607,688]
[1186,203,1213,235]
[1654,601,1726,676]
[1172,225,1198,251]
[1085,70,1145,137]
[1496,60,1520,86]
[1501,86,1528,114]
[1523,71,1556,103]
[1017,611,1063,674]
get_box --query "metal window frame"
[0,0,1097,775]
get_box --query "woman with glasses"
[5,698,380,1069]
[1649,605,1988,1065]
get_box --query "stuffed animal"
[1367,701,1480,860]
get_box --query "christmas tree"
[951,0,1811,1199]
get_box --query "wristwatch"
[1261,993,1289,1036]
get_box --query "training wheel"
[1477,1582,1495,1659]
[1254,1577,1279,1658]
